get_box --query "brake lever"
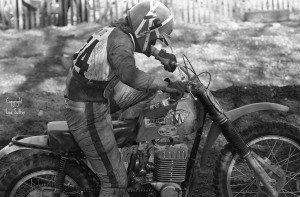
[170,62,191,80]
[185,82,197,101]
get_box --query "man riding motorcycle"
[63,1,185,196]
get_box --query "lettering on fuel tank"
[158,125,178,137]
[165,109,189,126]
[144,110,190,128]
[144,117,166,128]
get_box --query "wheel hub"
[26,186,67,197]
[256,163,286,195]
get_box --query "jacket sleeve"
[107,35,168,92]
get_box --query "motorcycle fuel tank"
[136,95,202,142]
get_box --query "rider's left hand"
[164,80,186,100]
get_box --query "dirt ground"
[1,19,300,196]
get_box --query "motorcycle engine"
[154,143,188,183]
[127,141,188,197]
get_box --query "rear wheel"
[0,153,98,197]
[0,149,41,178]
[214,122,300,197]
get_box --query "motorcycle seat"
[47,121,80,154]
[47,120,137,154]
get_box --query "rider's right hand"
[150,46,177,72]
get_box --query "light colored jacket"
[64,26,167,102]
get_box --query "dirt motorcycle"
[0,58,299,197]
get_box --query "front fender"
[200,102,289,168]
[0,135,48,159]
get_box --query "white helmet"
[127,0,174,55]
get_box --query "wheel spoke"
[272,140,284,159]
[15,182,32,197]
[231,180,256,187]
[285,171,300,182]
[274,147,299,165]
[281,190,288,197]
[266,140,278,159]
[265,140,281,164]
[231,173,253,180]
[231,165,253,180]
[253,192,259,197]
[281,188,300,197]
[232,166,247,177]
[284,171,300,188]
[10,171,81,197]
[233,179,256,197]
[284,146,292,174]
[277,152,300,167]
[226,133,300,197]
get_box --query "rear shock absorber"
[54,155,67,197]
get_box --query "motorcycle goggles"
[155,33,171,46]
[155,32,173,52]
[149,32,172,46]
[159,32,172,46]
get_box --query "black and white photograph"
[0,0,300,196]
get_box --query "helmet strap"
[155,28,160,38]
[142,4,157,53]
[128,33,136,51]
[142,32,151,52]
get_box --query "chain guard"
[63,184,157,197]
[63,185,99,195]
[25,184,82,197]
[127,185,157,197]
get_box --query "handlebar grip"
[169,61,178,72]
[169,61,178,67]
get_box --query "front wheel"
[214,122,300,197]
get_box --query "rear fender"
[0,135,48,159]
[200,102,289,168]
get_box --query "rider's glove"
[155,49,177,72]
[164,79,186,100]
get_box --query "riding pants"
[64,81,155,197]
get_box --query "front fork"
[193,84,279,197]
[220,120,279,197]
